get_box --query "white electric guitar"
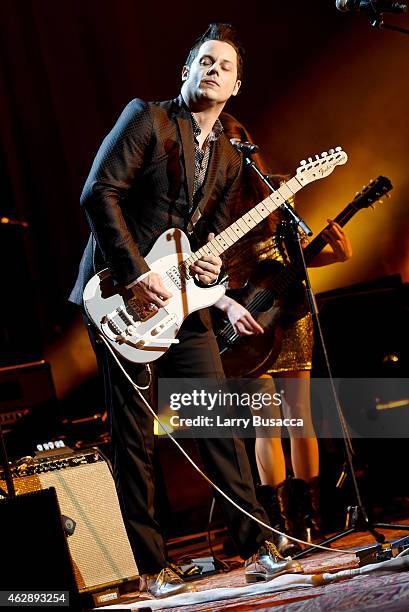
[84,147,347,363]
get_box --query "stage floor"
[98,519,409,611]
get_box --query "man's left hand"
[189,233,222,285]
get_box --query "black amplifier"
[0,447,139,603]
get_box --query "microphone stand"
[243,152,409,558]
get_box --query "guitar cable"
[98,332,353,556]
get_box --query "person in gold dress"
[215,113,352,555]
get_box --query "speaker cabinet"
[0,447,139,600]
[0,487,78,598]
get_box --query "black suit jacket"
[69,96,242,315]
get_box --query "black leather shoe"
[143,566,194,598]
[244,541,303,583]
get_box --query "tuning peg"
[300,159,306,166]
[335,146,342,152]
[321,151,328,157]
[315,155,320,160]
[328,148,335,154]
[308,157,313,163]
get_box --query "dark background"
[1,0,409,539]
[0,0,409,396]
[0,0,409,397]
[1,0,408,390]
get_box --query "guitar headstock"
[353,176,393,209]
[296,147,348,186]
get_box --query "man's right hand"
[131,272,172,308]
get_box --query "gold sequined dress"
[225,220,313,373]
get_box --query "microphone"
[336,0,406,13]
[230,138,259,155]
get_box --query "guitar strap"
[186,202,203,235]
[186,148,214,235]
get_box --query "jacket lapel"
[176,114,195,210]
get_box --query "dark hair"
[185,23,244,80]
[220,112,270,212]
[220,112,284,232]
[220,112,286,288]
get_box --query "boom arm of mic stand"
[371,17,409,33]
[244,157,313,236]
[365,3,409,34]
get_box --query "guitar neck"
[184,175,303,269]
[303,201,358,264]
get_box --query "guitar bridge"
[100,296,180,350]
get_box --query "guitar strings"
[218,267,299,344]
[148,189,374,337]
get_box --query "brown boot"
[257,482,302,557]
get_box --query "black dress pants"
[88,313,271,574]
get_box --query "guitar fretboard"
[182,176,303,273]
[303,202,358,263]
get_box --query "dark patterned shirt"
[190,114,223,210]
